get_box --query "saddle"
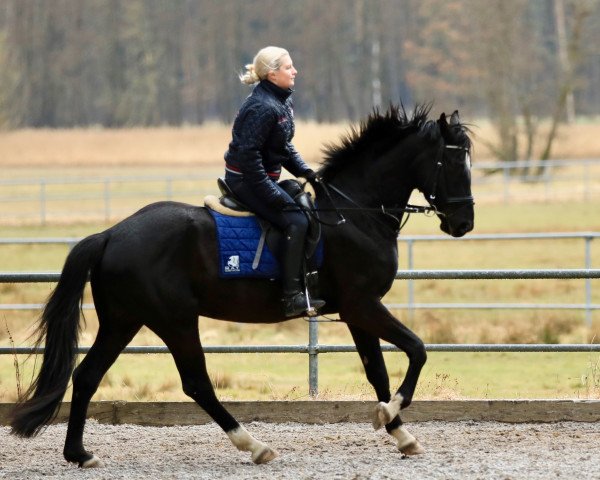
[203,178,323,281]
[211,177,321,260]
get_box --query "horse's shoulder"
[324,225,398,277]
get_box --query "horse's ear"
[450,110,460,125]
[438,112,447,124]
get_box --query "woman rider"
[224,46,325,318]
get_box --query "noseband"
[427,144,475,211]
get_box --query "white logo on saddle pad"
[224,255,240,272]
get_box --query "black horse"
[10,105,474,466]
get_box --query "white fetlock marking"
[386,393,403,418]
[373,394,403,430]
[390,426,416,451]
[81,455,102,468]
[227,426,262,452]
[390,427,425,455]
[227,426,277,464]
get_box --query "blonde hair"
[239,46,290,85]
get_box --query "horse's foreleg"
[161,325,278,464]
[226,425,279,464]
[347,325,397,427]
[343,300,426,455]
[371,304,427,410]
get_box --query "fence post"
[407,239,415,322]
[585,236,593,327]
[308,319,319,397]
[503,165,511,204]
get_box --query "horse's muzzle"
[440,218,474,237]
[439,207,474,237]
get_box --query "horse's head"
[420,111,474,238]
[319,105,474,238]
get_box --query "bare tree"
[0,0,599,129]
[554,0,575,123]
[538,0,592,164]
[464,0,592,171]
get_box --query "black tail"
[9,232,108,437]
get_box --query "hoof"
[251,446,279,464]
[400,440,425,456]
[80,455,103,468]
[372,402,393,430]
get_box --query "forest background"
[1,0,600,164]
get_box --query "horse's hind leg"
[63,321,141,467]
[157,321,278,464]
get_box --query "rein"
[323,182,437,216]
[295,180,438,234]
[289,142,474,233]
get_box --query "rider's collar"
[260,80,293,102]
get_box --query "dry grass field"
[1,119,600,169]
[0,122,346,168]
[1,119,599,403]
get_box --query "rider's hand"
[301,169,319,184]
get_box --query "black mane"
[319,104,437,181]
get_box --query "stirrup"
[283,292,325,318]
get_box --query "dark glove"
[301,169,319,183]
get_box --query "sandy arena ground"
[1,421,599,479]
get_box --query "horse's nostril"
[457,221,473,237]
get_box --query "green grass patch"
[1,199,599,401]
[2,351,598,402]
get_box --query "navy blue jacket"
[224,80,311,206]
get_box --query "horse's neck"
[317,175,411,241]
[328,157,414,209]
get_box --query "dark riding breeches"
[226,176,309,234]
[226,175,309,297]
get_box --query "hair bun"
[239,47,289,85]
[240,64,260,85]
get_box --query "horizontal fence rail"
[3,232,598,317]
[2,233,599,396]
[2,158,600,224]
[2,269,600,283]
[4,302,600,311]
[397,269,600,279]
[2,343,600,356]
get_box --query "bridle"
[425,143,474,213]
[296,141,474,233]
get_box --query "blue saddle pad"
[209,210,323,279]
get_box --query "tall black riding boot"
[281,224,325,317]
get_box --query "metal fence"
[2,158,600,224]
[1,251,599,395]
[2,232,599,321]
[399,232,599,327]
